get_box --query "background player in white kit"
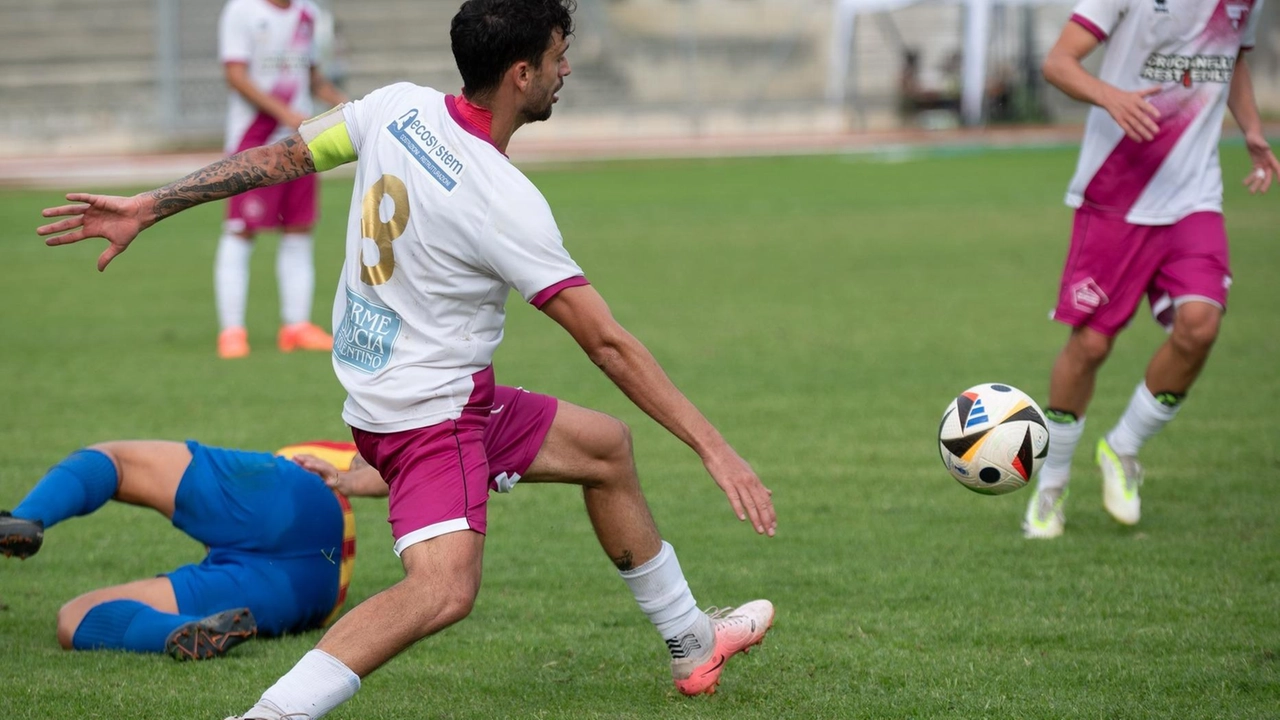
[38,1,777,715]
[1022,0,1279,538]
[216,0,348,359]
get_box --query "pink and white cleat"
[672,600,775,696]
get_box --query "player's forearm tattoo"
[350,454,370,472]
[146,136,315,221]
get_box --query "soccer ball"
[938,383,1049,495]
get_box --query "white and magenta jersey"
[1065,0,1263,224]
[218,0,319,153]
[328,83,586,433]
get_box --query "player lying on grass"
[1,386,772,692]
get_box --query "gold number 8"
[359,174,410,286]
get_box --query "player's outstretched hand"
[292,453,343,489]
[1102,86,1162,142]
[1243,134,1280,195]
[703,446,776,537]
[38,193,152,271]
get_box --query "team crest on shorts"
[1070,278,1109,311]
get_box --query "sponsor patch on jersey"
[334,288,403,374]
[386,108,465,195]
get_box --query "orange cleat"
[278,322,333,353]
[218,327,250,359]
[672,600,775,696]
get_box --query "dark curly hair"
[451,0,576,98]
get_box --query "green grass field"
[1,147,1278,719]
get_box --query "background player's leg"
[1095,302,1221,526]
[1039,326,1115,492]
[276,176,331,353]
[215,229,254,358]
[1145,300,1222,391]
[1023,326,1115,538]
[240,532,483,719]
[277,226,316,327]
[1121,299,1222,445]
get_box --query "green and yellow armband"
[299,105,357,172]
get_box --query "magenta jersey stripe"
[1082,101,1201,214]
[230,82,298,153]
[1070,14,1108,42]
[292,9,315,49]
[233,111,281,153]
[531,276,590,308]
[1082,0,1245,215]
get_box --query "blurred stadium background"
[1,0,1277,165]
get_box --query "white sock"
[215,233,254,331]
[247,649,360,720]
[1106,382,1180,457]
[619,541,707,656]
[277,233,315,326]
[1036,413,1085,493]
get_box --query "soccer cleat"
[1023,486,1067,539]
[0,511,44,559]
[218,327,250,359]
[166,608,257,661]
[671,600,774,696]
[278,322,333,353]
[1097,437,1142,525]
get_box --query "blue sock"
[71,600,201,653]
[12,449,118,528]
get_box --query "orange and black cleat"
[0,511,43,559]
[166,608,258,661]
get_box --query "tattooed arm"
[38,134,316,271]
[150,135,315,220]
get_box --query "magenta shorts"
[485,386,559,492]
[351,383,558,555]
[225,173,318,234]
[1051,207,1231,336]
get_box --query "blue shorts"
[166,441,345,636]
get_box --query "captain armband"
[299,105,358,172]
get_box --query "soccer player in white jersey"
[1022,0,1279,538]
[215,0,348,359]
[38,0,777,714]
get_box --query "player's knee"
[438,587,478,626]
[605,418,634,470]
[401,571,479,631]
[1171,306,1221,356]
[1066,327,1113,367]
[585,417,636,489]
[55,601,84,650]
